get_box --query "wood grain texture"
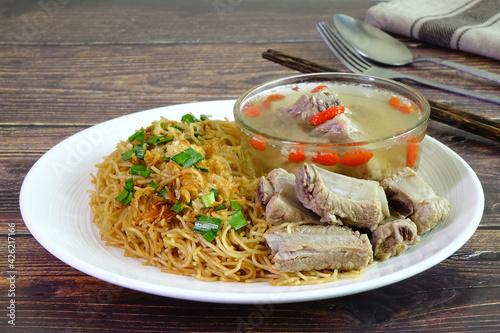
[1,0,499,331]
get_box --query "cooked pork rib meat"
[256,168,318,225]
[280,88,361,143]
[281,88,342,123]
[380,167,450,235]
[371,218,420,261]
[264,224,373,272]
[295,163,390,230]
[313,113,359,142]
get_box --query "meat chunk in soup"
[371,218,420,261]
[295,163,390,230]
[280,88,361,143]
[264,224,373,272]
[313,113,360,142]
[380,167,450,235]
[256,168,318,225]
[281,88,342,123]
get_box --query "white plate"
[20,100,484,304]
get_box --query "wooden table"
[2,0,499,331]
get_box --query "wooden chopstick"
[262,49,500,142]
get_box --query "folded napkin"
[365,0,500,60]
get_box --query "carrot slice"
[310,106,345,126]
[406,138,419,168]
[340,149,373,167]
[312,152,339,166]
[249,137,266,151]
[267,94,285,101]
[261,99,272,108]
[311,85,327,93]
[398,105,414,114]
[245,105,261,117]
[289,150,306,163]
[389,96,402,108]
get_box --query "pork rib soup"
[235,80,428,180]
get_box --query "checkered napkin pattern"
[365,0,500,60]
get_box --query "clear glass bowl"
[233,73,430,180]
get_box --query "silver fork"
[316,22,500,105]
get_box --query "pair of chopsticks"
[262,49,500,142]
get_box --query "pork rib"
[371,218,420,261]
[380,167,450,235]
[264,224,373,272]
[295,163,390,230]
[256,168,318,225]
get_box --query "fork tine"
[316,22,372,73]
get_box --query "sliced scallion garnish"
[195,164,209,172]
[122,144,147,161]
[181,114,198,125]
[129,164,154,178]
[171,200,183,213]
[171,148,204,167]
[201,191,215,208]
[128,128,145,142]
[115,189,129,202]
[230,200,243,211]
[157,186,168,198]
[228,210,247,230]
[115,177,134,205]
[214,204,226,211]
[149,181,159,190]
[193,215,222,241]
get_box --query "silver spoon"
[333,14,500,84]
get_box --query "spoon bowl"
[333,14,413,66]
[333,14,500,83]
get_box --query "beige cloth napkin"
[365,0,500,60]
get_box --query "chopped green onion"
[171,148,204,167]
[129,164,154,178]
[115,178,134,205]
[193,215,222,241]
[129,163,147,175]
[171,200,183,213]
[170,125,183,132]
[128,128,145,142]
[122,144,147,161]
[210,188,220,198]
[139,169,154,178]
[156,136,174,145]
[230,200,243,211]
[146,134,174,145]
[181,114,198,125]
[160,122,165,129]
[201,191,215,208]
[149,181,159,190]
[214,204,226,211]
[121,149,134,161]
[195,164,209,172]
[163,156,171,162]
[115,189,129,202]
[202,229,218,242]
[200,114,208,121]
[125,178,134,191]
[228,211,247,230]
[157,186,168,198]
[122,191,133,205]
[133,144,147,159]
